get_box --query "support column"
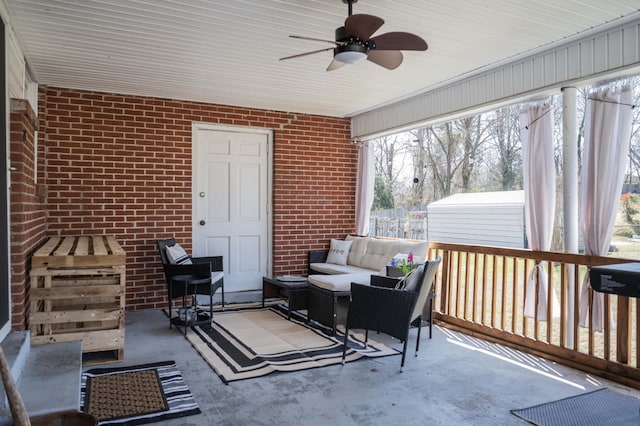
[562,86,578,347]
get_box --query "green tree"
[373,175,394,210]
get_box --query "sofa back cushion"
[359,238,398,271]
[394,240,430,263]
[345,235,370,267]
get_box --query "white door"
[192,123,272,292]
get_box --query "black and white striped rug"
[185,305,400,384]
[80,360,201,425]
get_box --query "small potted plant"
[386,252,416,277]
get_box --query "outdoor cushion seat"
[308,262,377,275]
[308,272,372,292]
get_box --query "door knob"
[199,220,206,226]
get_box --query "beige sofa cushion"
[393,240,429,263]
[358,238,398,272]
[308,273,372,292]
[309,263,375,275]
[345,235,370,268]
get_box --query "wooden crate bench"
[29,236,126,364]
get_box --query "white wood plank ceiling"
[5,0,640,118]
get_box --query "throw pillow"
[166,244,193,265]
[395,264,424,291]
[325,239,353,266]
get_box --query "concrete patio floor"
[101,307,640,426]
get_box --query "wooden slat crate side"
[48,277,120,288]
[31,255,126,269]
[41,319,121,334]
[119,271,126,309]
[31,266,126,277]
[30,308,123,325]
[50,276,120,288]
[30,285,123,301]
[51,300,121,312]
[81,328,124,351]
[31,328,124,352]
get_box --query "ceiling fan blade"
[326,59,347,71]
[367,50,403,70]
[345,14,384,40]
[289,35,341,45]
[280,47,334,61]
[370,32,428,51]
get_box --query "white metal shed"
[427,191,526,248]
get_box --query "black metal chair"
[341,256,441,371]
[157,238,225,332]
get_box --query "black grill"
[590,263,640,298]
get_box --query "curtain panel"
[355,142,375,236]
[579,84,634,331]
[520,102,560,320]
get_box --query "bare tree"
[372,134,413,207]
[457,115,489,192]
[407,128,428,206]
[487,105,522,190]
[422,122,464,198]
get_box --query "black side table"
[169,274,213,335]
[262,276,309,320]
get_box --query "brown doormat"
[81,361,200,425]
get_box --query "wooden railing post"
[617,296,631,364]
[439,250,450,314]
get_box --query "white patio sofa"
[306,235,429,333]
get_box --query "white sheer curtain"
[520,102,560,320]
[355,141,375,236]
[579,84,634,331]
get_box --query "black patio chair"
[341,256,441,371]
[157,238,225,332]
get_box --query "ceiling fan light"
[334,43,368,64]
[335,50,367,63]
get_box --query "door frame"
[0,15,11,341]
[191,122,274,280]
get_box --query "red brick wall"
[33,87,355,310]
[9,99,47,329]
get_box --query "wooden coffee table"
[262,276,309,320]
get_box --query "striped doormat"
[81,361,200,425]
[511,388,640,425]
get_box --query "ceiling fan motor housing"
[335,26,373,51]
[334,43,368,57]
